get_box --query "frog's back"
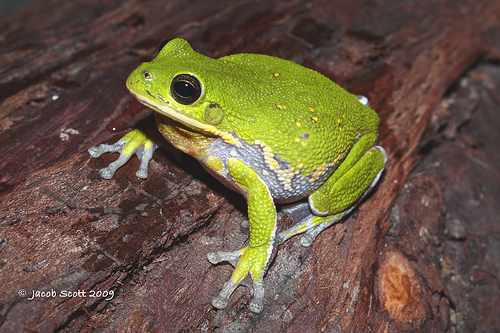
[216,53,380,175]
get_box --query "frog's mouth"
[130,91,241,146]
[131,90,217,133]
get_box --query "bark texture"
[1,0,499,331]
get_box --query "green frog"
[89,38,387,313]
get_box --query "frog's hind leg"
[279,135,387,247]
[278,207,351,247]
[277,202,334,246]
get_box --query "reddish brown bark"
[1,0,499,331]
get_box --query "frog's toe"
[89,129,158,179]
[88,141,125,158]
[299,233,315,247]
[279,213,345,245]
[356,95,369,106]
[134,143,157,179]
[207,249,241,267]
[208,244,273,313]
[99,153,132,179]
[211,277,265,313]
[211,279,239,310]
[249,279,264,313]
[240,220,249,229]
[301,223,329,247]
[88,141,131,179]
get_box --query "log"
[0,0,499,331]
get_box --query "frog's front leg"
[207,158,277,313]
[88,129,157,179]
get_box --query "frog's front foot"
[208,245,271,313]
[210,276,265,313]
[88,129,157,179]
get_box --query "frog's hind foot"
[355,95,369,106]
[278,212,348,247]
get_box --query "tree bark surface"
[0,0,499,332]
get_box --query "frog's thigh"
[309,133,386,216]
[279,134,386,246]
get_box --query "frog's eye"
[171,74,202,105]
[158,38,174,53]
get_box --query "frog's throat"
[131,92,240,147]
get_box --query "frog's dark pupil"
[174,80,195,97]
[171,74,202,105]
